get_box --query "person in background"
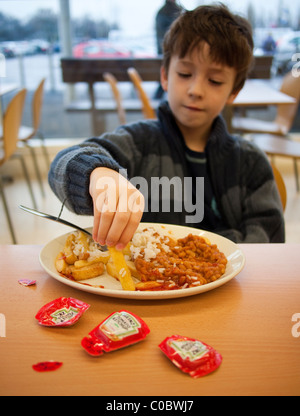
[262,32,276,55]
[156,0,184,55]
[154,0,184,99]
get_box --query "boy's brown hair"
[162,3,254,93]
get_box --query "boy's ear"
[226,89,240,105]
[160,66,168,92]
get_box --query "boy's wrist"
[89,167,116,198]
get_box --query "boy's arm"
[48,127,147,248]
[48,127,142,216]
[219,212,285,243]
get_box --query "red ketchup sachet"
[35,297,90,327]
[81,310,150,356]
[159,335,222,378]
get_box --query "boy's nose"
[188,79,205,98]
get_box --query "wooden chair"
[127,67,156,119]
[251,134,300,192]
[0,89,37,244]
[18,78,50,197]
[271,163,287,212]
[233,73,300,191]
[103,72,126,125]
[232,72,300,135]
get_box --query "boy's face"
[161,43,239,144]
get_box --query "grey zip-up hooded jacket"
[48,102,285,243]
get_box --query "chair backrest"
[276,72,300,134]
[127,67,156,119]
[103,72,126,125]
[271,163,287,212]
[32,78,45,131]
[3,89,27,161]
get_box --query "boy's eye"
[209,79,223,86]
[177,72,191,78]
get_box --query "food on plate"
[55,227,227,291]
[127,227,227,291]
[107,247,135,291]
[55,231,110,281]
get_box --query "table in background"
[233,79,296,107]
[61,56,275,135]
[0,83,18,97]
[224,79,296,132]
[0,244,299,396]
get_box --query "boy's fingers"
[116,211,144,250]
[105,210,132,247]
[96,191,118,245]
[97,211,116,245]
[90,171,145,248]
[92,207,100,243]
[108,191,145,249]
[104,188,139,246]
[92,191,104,242]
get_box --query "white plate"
[39,223,245,300]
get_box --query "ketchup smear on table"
[32,361,63,372]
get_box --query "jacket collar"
[157,101,234,157]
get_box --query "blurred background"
[1,0,299,138]
[1,0,300,245]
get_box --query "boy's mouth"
[184,105,205,112]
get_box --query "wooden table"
[224,79,296,132]
[233,79,296,107]
[0,244,299,397]
[61,57,162,134]
[0,84,18,97]
[60,57,275,135]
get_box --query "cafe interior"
[0,0,299,397]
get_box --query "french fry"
[122,243,131,256]
[77,232,90,260]
[106,262,118,279]
[126,260,141,280]
[64,234,78,264]
[67,262,105,281]
[55,252,69,274]
[135,281,163,290]
[74,253,110,269]
[106,260,141,281]
[108,247,136,291]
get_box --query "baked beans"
[134,234,227,291]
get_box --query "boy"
[49,4,285,249]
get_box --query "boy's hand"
[89,167,145,250]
